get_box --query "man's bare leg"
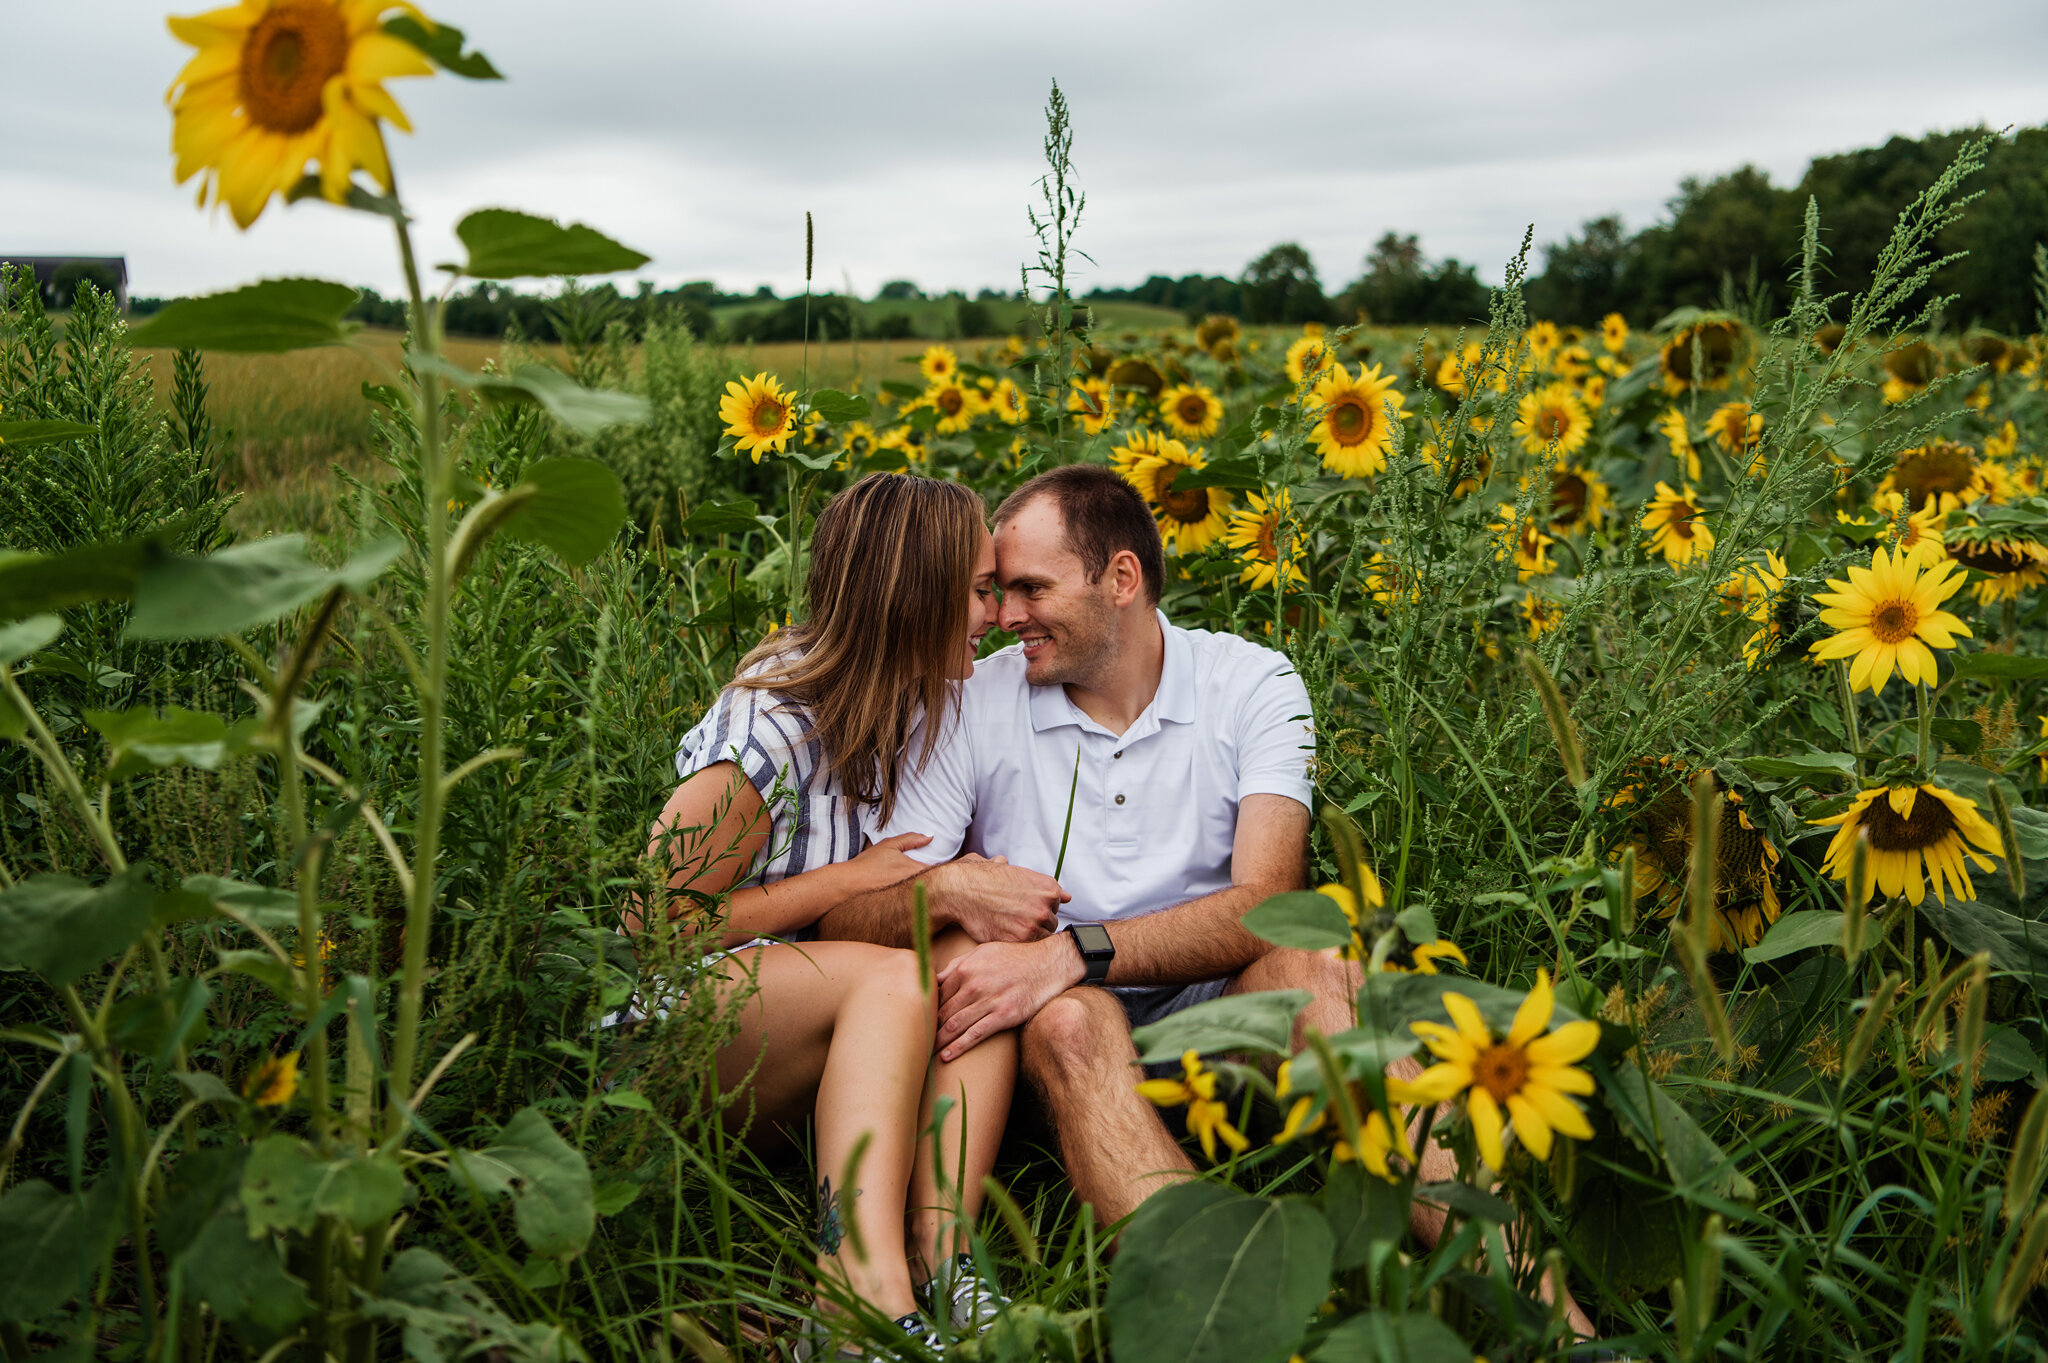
[1019,986,1191,1228]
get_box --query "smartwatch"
[1065,922,1115,984]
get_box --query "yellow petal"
[1468,1088,1506,1171]
[1506,1093,1554,1160]
[1442,992,1493,1048]
[1507,969,1555,1047]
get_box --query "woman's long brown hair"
[731,472,985,822]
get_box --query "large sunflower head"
[923,378,985,434]
[1947,519,2048,605]
[1226,490,1306,589]
[1642,482,1714,568]
[1963,333,2014,374]
[988,378,1029,425]
[1435,341,1484,398]
[1808,543,1970,694]
[1705,401,1764,456]
[1882,341,1940,387]
[1539,462,1612,535]
[1613,759,1782,950]
[1158,383,1224,440]
[919,344,959,383]
[1106,356,1166,399]
[1659,319,1743,394]
[1816,782,2003,906]
[1881,440,1985,514]
[1284,335,1340,386]
[719,372,797,462]
[1512,382,1591,456]
[1308,363,1406,478]
[167,0,437,228]
[1127,443,1232,555]
[1525,320,1563,361]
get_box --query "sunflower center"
[938,389,963,416]
[1895,443,1977,507]
[1471,1041,1530,1103]
[750,397,785,436]
[1552,475,1587,520]
[1178,395,1208,426]
[1536,406,1569,441]
[1254,518,1278,559]
[1329,397,1369,444]
[1863,791,1960,853]
[1668,502,1699,539]
[1869,598,1919,643]
[1159,475,1210,524]
[241,2,349,135]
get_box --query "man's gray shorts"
[1106,979,1229,1079]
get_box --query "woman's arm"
[623,761,931,949]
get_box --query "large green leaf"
[182,873,298,929]
[450,209,649,279]
[1130,989,1311,1063]
[1949,651,2048,681]
[1738,752,1855,784]
[180,1206,311,1338]
[808,388,870,423]
[1309,1312,1471,1363]
[86,705,234,781]
[1597,1064,1754,1203]
[448,1107,594,1257]
[1106,1183,1333,1363]
[681,499,765,537]
[411,354,649,435]
[0,614,61,663]
[360,1248,578,1363]
[124,534,402,641]
[501,458,628,565]
[0,420,96,450]
[1566,1171,1694,1301]
[242,1134,327,1237]
[382,14,502,78]
[0,868,158,986]
[1741,910,1845,965]
[0,539,156,621]
[1918,887,2048,997]
[1323,1162,1406,1272]
[127,278,359,353]
[0,1178,122,1323]
[1242,890,1354,951]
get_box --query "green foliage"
[127,278,362,353]
[449,209,650,281]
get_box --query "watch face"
[1071,923,1113,956]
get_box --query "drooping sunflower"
[1612,759,1783,949]
[922,378,985,434]
[1808,543,1970,693]
[1405,970,1600,1171]
[1642,483,1714,568]
[1601,312,1629,354]
[1816,782,2003,906]
[1536,463,1611,536]
[1284,335,1340,386]
[1491,503,1555,582]
[1195,313,1240,359]
[919,344,959,383]
[1659,319,1743,394]
[1227,490,1307,589]
[720,372,797,461]
[1657,407,1702,481]
[1947,522,2048,605]
[1137,1050,1248,1162]
[1126,443,1232,555]
[1309,363,1406,478]
[1067,377,1118,435]
[1705,401,1764,461]
[1881,341,1939,394]
[1104,356,1166,400]
[987,378,1029,425]
[166,0,436,229]
[1512,382,1591,456]
[1158,383,1224,440]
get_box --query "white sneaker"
[927,1254,1006,1334]
[794,1310,941,1361]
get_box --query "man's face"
[994,498,1117,687]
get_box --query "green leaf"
[1105,1183,1333,1363]
[502,458,628,565]
[411,354,650,435]
[313,1153,408,1231]
[1566,1173,1694,1300]
[0,539,157,621]
[0,420,96,450]
[1413,1182,1514,1224]
[0,1178,123,1323]
[1931,718,1983,755]
[1981,1025,2047,1083]
[449,208,649,279]
[124,534,403,642]
[86,705,234,781]
[182,874,298,928]
[1917,888,2048,997]
[808,388,870,422]
[1597,1064,1755,1203]
[0,614,61,663]
[107,978,211,1062]
[1323,1161,1406,1272]
[1741,910,1846,965]
[159,1146,244,1261]
[1130,989,1312,1063]
[242,1134,327,1236]
[1309,1311,1472,1363]
[127,278,359,354]
[448,1107,595,1256]
[216,949,298,1000]
[1949,651,2048,681]
[1739,751,1855,782]
[1242,890,1354,951]
[0,868,158,987]
[1173,453,1269,492]
[181,1206,311,1338]
[591,1181,641,1216]
[382,14,502,78]
[360,1248,575,1363]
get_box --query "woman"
[625,472,1013,1352]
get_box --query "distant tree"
[1525,215,1639,325]
[1240,243,1332,324]
[956,297,996,337]
[1335,234,1491,325]
[877,279,923,300]
[722,294,856,344]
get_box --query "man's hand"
[930,854,1068,944]
[935,935,1085,1062]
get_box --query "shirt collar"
[1026,610,1193,734]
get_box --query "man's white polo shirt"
[865,612,1314,925]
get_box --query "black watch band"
[1065,923,1115,984]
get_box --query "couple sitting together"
[625,465,1358,1350]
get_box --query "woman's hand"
[849,831,934,895]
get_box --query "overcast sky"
[6,1,2046,302]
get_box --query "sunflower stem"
[1833,661,1863,785]
[1915,681,1933,774]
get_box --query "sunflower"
[1706,401,1764,457]
[1659,319,1742,394]
[1158,383,1223,440]
[1194,314,1240,358]
[1947,524,2048,605]
[1436,341,1484,397]
[1227,490,1306,589]
[922,378,986,435]
[1813,324,1847,354]
[1137,1050,1248,1162]
[1067,377,1118,435]
[1309,363,1406,477]
[1315,872,1384,962]
[1285,335,1340,386]
[1601,312,1629,354]
[1815,782,2003,907]
[720,372,797,461]
[1978,460,2018,506]
[1105,356,1167,400]
[1491,503,1555,582]
[1881,341,1939,389]
[988,378,1029,425]
[1657,407,1702,481]
[1422,440,1490,498]
[244,1050,302,1107]
[1809,543,1970,693]
[1983,420,2019,460]
[1405,970,1599,1171]
[1108,427,1173,478]
[1581,374,1607,409]
[1270,1059,1420,1180]
[1553,345,1593,383]
[1537,463,1612,536]
[919,344,959,383]
[1725,550,1790,667]
[1363,552,1419,606]
[1642,483,1714,568]
[1127,444,1232,555]
[1521,593,1562,639]
[1963,333,2015,374]
[166,0,436,229]
[1512,383,1591,456]
[1615,759,1783,949]
[838,420,878,463]
[1526,320,1563,362]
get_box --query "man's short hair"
[993,464,1165,604]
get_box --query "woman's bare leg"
[710,942,936,1319]
[909,929,1018,1281]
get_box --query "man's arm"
[932,793,1309,1061]
[815,853,1068,946]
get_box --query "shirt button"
[1114,751,1122,759]
[1115,794,1126,805]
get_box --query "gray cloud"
[4,0,2044,300]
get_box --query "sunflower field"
[2,7,2047,1361]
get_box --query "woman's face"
[951,525,998,680]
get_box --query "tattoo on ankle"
[817,1176,860,1255]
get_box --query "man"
[817,464,1356,1225]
